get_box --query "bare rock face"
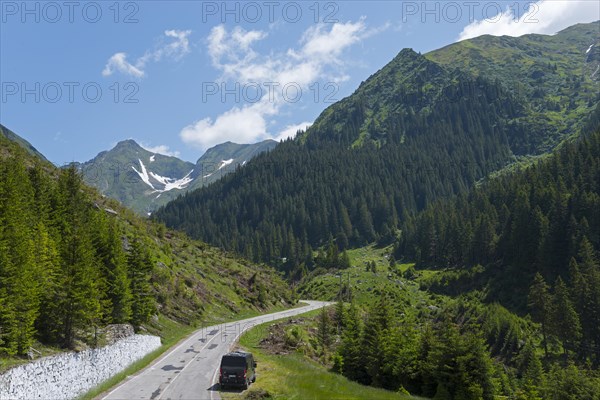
[103,324,135,345]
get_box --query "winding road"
[101,300,331,400]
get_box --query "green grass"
[0,343,66,374]
[225,315,423,400]
[0,358,28,374]
[299,244,441,309]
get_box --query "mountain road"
[101,300,332,400]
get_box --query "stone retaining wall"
[0,334,161,400]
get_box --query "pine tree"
[127,235,155,326]
[456,333,496,400]
[33,221,60,343]
[552,276,582,356]
[528,273,552,358]
[340,251,351,269]
[517,341,544,400]
[94,214,132,323]
[53,167,103,348]
[362,292,393,387]
[337,301,367,383]
[318,306,332,353]
[334,299,346,331]
[0,159,41,355]
[576,237,600,363]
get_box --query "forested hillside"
[0,133,293,357]
[310,113,600,399]
[154,23,599,271]
[393,104,600,358]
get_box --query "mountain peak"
[397,47,420,57]
[76,137,276,215]
[115,139,143,150]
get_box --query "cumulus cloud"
[182,20,381,149]
[296,19,367,61]
[180,100,277,148]
[102,29,192,78]
[102,53,145,78]
[458,0,600,41]
[139,142,181,158]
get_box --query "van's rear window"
[221,356,246,367]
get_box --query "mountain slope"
[189,140,277,188]
[307,22,598,154]
[154,22,599,270]
[0,129,293,356]
[427,22,600,152]
[76,139,276,215]
[395,104,600,310]
[75,139,195,215]
[0,124,49,162]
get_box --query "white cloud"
[139,142,181,158]
[207,25,269,77]
[102,29,192,78]
[296,19,366,61]
[102,52,145,78]
[274,122,313,142]
[182,20,381,149]
[180,100,276,148]
[458,0,600,41]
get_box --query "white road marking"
[157,331,221,400]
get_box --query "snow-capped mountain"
[75,139,277,215]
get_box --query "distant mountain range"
[72,139,277,215]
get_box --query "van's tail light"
[244,369,247,379]
[219,368,223,377]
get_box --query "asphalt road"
[101,300,332,400]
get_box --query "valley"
[1,12,599,400]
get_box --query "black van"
[219,351,256,390]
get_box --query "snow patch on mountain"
[133,159,194,196]
[152,170,194,192]
[218,159,234,170]
[149,154,156,162]
[132,159,155,190]
[587,44,594,54]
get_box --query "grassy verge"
[225,312,420,400]
[0,343,66,374]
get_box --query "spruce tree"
[518,341,544,400]
[127,235,155,326]
[338,301,367,383]
[552,276,582,356]
[528,273,552,358]
[0,159,40,355]
[317,306,332,353]
[54,167,103,348]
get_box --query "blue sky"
[1,0,598,164]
